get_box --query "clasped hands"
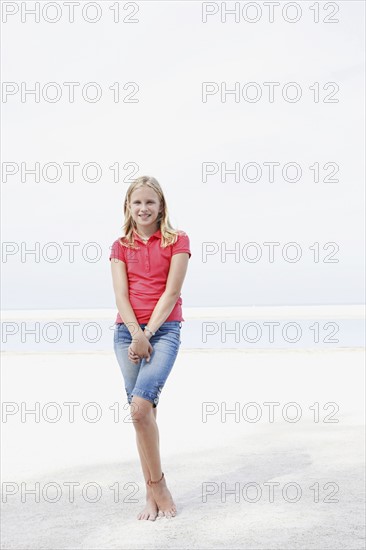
[128,331,153,364]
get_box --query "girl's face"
[129,186,163,231]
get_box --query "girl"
[109,176,191,521]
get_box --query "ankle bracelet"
[146,471,164,486]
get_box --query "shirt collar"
[133,228,161,243]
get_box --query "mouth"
[139,214,151,219]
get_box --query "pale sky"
[1,1,365,309]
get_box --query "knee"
[130,398,153,428]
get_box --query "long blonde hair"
[119,176,182,249]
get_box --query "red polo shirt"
[109,228,191,324]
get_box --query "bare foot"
[137,488,159,521]
[150,475,177,518]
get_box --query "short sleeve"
[109,239,126,263]
[172,231,191,259]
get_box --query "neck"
[134,225,159,239]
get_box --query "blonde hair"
[118,175,182,249]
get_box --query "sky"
[1,0,365,309]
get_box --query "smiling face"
[129,185,163,234]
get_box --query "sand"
[1,348,365,549]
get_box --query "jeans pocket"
[169,329,181,344]
[114,324,131,345]
[160,325,180,336]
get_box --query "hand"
[129,331,153,363]
[128,345,141,364]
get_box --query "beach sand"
[1,348,365,549]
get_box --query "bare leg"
[131,396,177,518]
[135,407,159,520]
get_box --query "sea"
[1,307,365,352]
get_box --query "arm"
[144,252,190,337]
[110,258,147,345]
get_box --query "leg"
[135,407,159,521]
[131,396,176,518]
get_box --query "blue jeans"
[113,321,182,408]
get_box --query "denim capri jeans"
[113,321,182,408]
